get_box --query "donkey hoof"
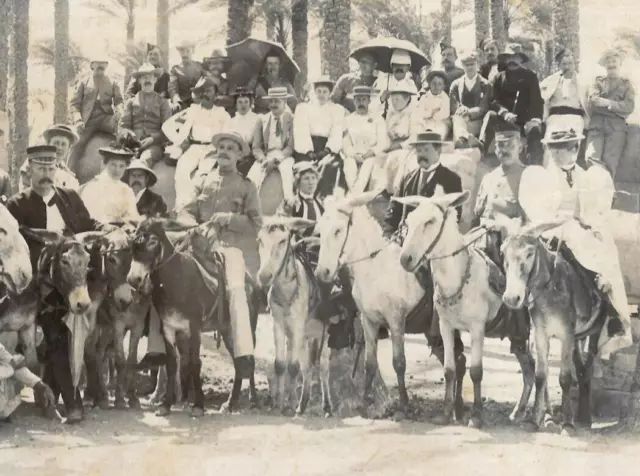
[432,413,452,426]
[324,411,332,419]
[561,424,577,437]
[114,399,128,410]
[454,403,465,422]
[96,399,110,411]
[543,414,557,429]
[155,406,171,417]
[149,393,162,406]
[520,419,539,433]
[219,402,231,414]
[468,416,483,429]
[509,409,525,423]
[128,398,141,410]
[191,406,205,418]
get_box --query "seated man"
[479,44,544,165]
[382,130,466,366]
[440,44,465,90]
[331,52,378,113]
[20,125,80,192]
[202,49,234,113]
[170,76,231,211]
[122,159,167,218]
[80,145,140,224]
[125,44,171,100]
[168,41,204,112]
[519,126,631,358]
[118,63,172,169]
[343,86,389,193]
[229,87,261,177]
[249,87,296,202]
[373,49,419,117]
[412,69,451,141]
[68,59,123,172]
[253,49,298,114]
[449,50,490,149]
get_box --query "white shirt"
[343,111,388,158]
[294,101,345,154]
[41,190,66,233]
[420,161,441,188]
[267,112,284,152]
[189,104,231,143]
[135,188,147,203]
[80,172,140,223]
[464,74,479,92]
[229,110,260,146]
[415,90,450,122]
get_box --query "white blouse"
[80,172,140,223]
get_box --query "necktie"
[563,167,574,187]
[304,198,317,221]
[275,117,282,137]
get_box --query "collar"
[135,188,147,201]
[41,189,56,205]
[419,161,441,175]
[299,192,316,200]
[464,74,478,83]
[559,164,576,172]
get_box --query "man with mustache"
[373,49,419,116]
[585,48,635,177]
[249,87,296,204]
[440,44,465,90]
[20,124,80,192]
[478,44,544,165]
[118,63,172,170]
[253,50,298,114]
[342,86,389,193]
[68,59,123,173]
[125,44,171,101]
[331,52,378,113]
[479,38,502,81]
[6,145,111,423]
[168,76,231,211]
[203,48,234,113]
[168,41,204,111]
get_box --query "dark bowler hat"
[191,75,217,93]
[98,145,135,163]
[43,124,79,145]
[312,75,335,90]
[408,130,447,146]
[27,145,58,164]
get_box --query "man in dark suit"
[382,130,466,370]
[478,44,544,165]
[122,159,167,218]
[6,145,111,423]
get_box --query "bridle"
[264,232,302,308]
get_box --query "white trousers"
[247,152,295,201]
[174,144,212,211]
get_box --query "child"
[412,69,451,140]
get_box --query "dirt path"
[2,314,639,476]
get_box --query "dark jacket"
[6,187,103,271]
[449,75,491,121]
[489,67,544,124]
[383,164,462,237]
[136,188,168,218]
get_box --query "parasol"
[349,37,431,74]
[226,37,300,90]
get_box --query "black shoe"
[607,316,625,338]
[137,352,166,371]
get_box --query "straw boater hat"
[211,130,250,157]
[408,130,448,146]
[191,75,217,93]
[43,124,79,145]
[312,75,335,90]
[347,85,377,99]
[90,59,109,70]
[425,68,448,85]
[98,145,135,163]
[123,159,158,187]
[264,86,294,100]
[494,130,521,142]
[498,43,529,63]
[541,127,585,145]
[26,145,58,164]
[293,161,318,177]
[132,62,161,78]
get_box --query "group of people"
[0,33,636,423]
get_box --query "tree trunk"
[156,0,170,69]
[291,0,308,96]
[124,1,135,88]
[266,11,277,42]
[490,0,506,51]
[441,0,452,46]
[0,0,9,112]
[54,0,70,124]
[7,0,29,189]
[474,0,490,49]
[320,0,350,80]
[553,0,580,70]
[226,0,255,46]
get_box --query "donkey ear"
[391,195,431,208]
[75,231,109,250]
[437,190,470,210]
[36,245,56,284]
[520,219,566,238]
[20,227,65,245]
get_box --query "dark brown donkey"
[501,222,607,436]
[126,218,260,417]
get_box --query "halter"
[266,232,301,308]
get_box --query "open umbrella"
[350,37,431,74]
[226,37,300,90]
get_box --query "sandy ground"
[2,313,640,476]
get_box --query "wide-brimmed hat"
[426,69,448,84]
[132,62,161,78]
[43,124,79,145]
[498,43,529,63]
[98,145,135,163]
[293,161,318,177]
[347,86,377,99]
[191,75,218,93]
[541,127,585,145]
[387,81,418,96]
[211,131,250,157]
[27,145,57,164]
[122,159,158,187]
[408,130,447,146]
[390,49,412,66]
[599,48,623,66]
[90,60,109,70]
[264,86,294,100]
[312,75,335,90]
[494,130,522,142]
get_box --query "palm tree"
[6,0,29,188]
[553,0,579,68]
[32,39,91,87]
[490,0,506,51]
[475,0,490,48]
[291,0,308,94]
[157,0,170,68]
[226,0,255,45]
[54,0,70,123]
[0,0,10,112]
[320,0,351,79]
[441,0,452,46]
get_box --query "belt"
[549,106,584,117]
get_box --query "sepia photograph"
[1,0,640,474]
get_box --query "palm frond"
[108,40,150,72]
[31,38,91,83]
[82,0,127,19]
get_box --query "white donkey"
[314,190,467,420]
[393,191,537,428]
[257,216,332,417]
